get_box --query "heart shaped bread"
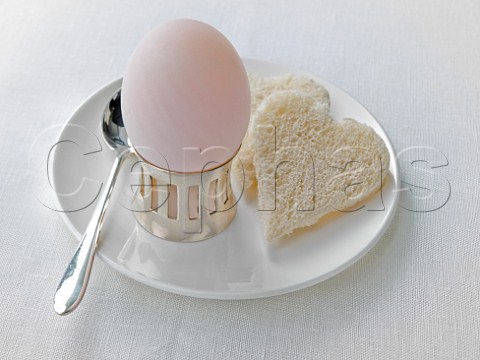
[252,91,390,240]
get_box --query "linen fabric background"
[0,0,479,359]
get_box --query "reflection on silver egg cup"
[132,150,240,242]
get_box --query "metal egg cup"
[132,151,238,242]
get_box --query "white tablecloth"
[1,0,479,358]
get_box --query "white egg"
[122,19,250,172]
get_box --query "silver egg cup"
[132,152,239,242]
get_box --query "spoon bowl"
[103,91,129,149]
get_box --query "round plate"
[52,58,399,299]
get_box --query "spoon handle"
[54,151,130,315]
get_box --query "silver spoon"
[54,90,132,315]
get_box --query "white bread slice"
[248,73,330,114]
[253,91,390,241]
[232,74,330,189]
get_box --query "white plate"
[52,58,399,299]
